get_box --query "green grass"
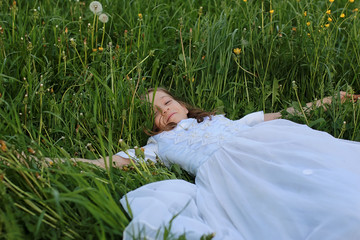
[1,0,360,239]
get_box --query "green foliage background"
[0,0,360,239]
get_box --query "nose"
[161,106,169,115]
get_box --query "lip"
[167,112,176,122]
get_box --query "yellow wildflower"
[340,13,345,18]
[98,47,104,51]
[138,13,143,20]
[328,17,333,22]
[354,8,359,12]
[269,9,274,14]
[326,10,331,14]
[349,0,354,2]
[304,11,307,17]
[325,23,330,27]
[233,48,241,55]
[92,48,97,52]
[329,0,334,2]
[28,147,36,154]
[0,140,7,152]
[243,0,247,2]
[306,22,311,26]
[292,27,297,32]
[307,33,311,37]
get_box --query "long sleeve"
[115,137,158,162]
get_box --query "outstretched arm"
[264,91,360,121]
[70,155,131,168]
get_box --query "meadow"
[1,0,360,239]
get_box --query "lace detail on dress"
[155,115,249,149]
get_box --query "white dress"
[117,112,360,240]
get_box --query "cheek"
[154,115,162,128]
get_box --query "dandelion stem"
[137,20,141,59]
[101,22,105,48]
[234,58,257,78]
[91,14,96,58]
[95,16,99,49]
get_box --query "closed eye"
[165,100,172,105]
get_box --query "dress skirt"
[121,119,360,240]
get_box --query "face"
[147,90,189,130]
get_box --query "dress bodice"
[116,112,264,175]
[150,112,264,175]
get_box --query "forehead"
[147,90,172,103]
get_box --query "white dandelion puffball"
[89,1,103,15]
[99,13,109,23]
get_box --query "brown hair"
[144,87,215,136]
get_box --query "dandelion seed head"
[99,13,109,23]
[89,1,103,15]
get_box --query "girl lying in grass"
[67,88,360,239]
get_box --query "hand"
[339,91,360,103]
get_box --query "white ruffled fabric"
[119,112,360,239]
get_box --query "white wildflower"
[99,13,109,23]
[89,1,103,15]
